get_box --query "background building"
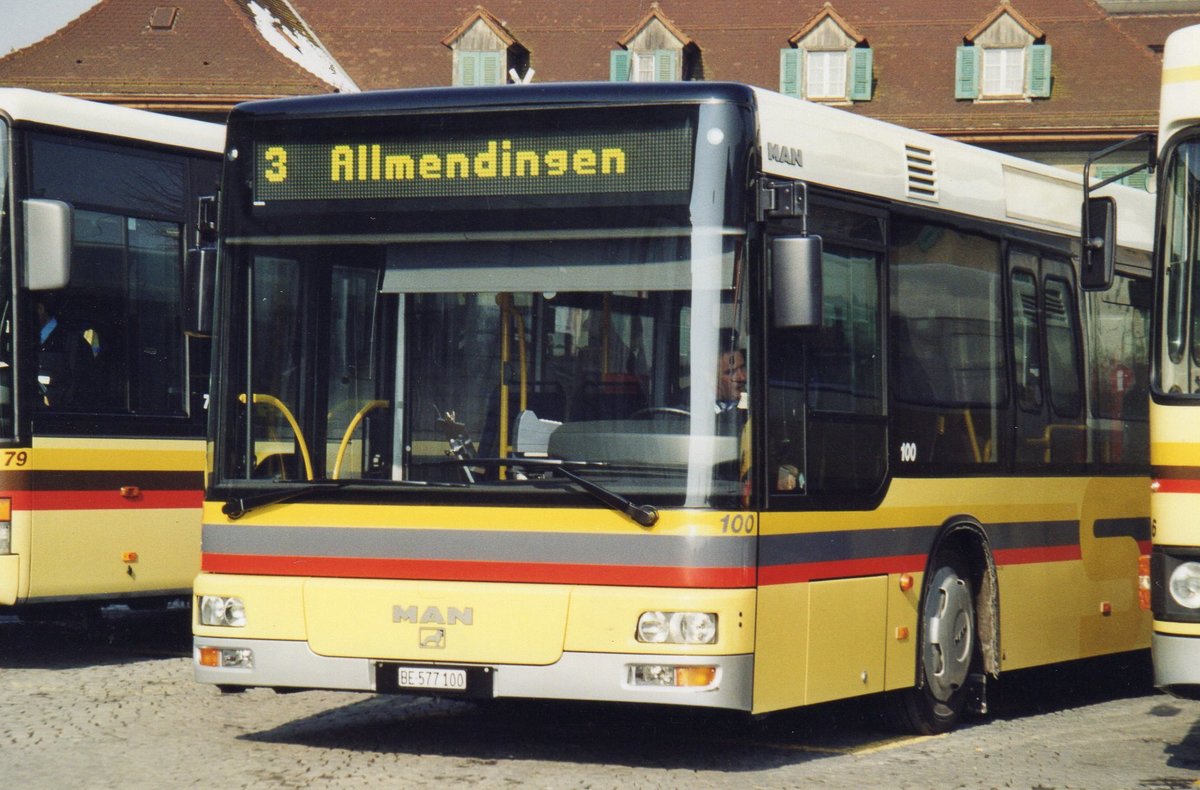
[3,0,1200,176]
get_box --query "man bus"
[194,82,1152,733]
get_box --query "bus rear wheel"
[891,554,977,735]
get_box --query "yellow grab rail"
[332,399,389,479]
[239,392,314,480]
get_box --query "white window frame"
[631,50,657,82]
[982,47,1024,97]
[805,50,847,100]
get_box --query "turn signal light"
[198,646,253,669]
[629,663,718,688]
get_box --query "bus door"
[757,204,887,710]
[1008,250,1086,468]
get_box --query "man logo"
[420,627,446,649]
[393,605,474,626]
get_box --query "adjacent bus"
[0,89,223,615]
[194,82,1153,733]
[1147,24,1200,699]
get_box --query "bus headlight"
[198,595,246,627]
[636,611,718,644]
[1168,562,1200,609]
[0,521,10,555]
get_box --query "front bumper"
[194,636,753,710]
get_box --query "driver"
[716,348,747,413]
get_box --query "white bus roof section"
[750,86,1153,256]
[0,88,224,154]
[1160,24,1200,149]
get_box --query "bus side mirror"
[772,236,823,329]
[184,194,218,337]
[23,199,72,291]
[183,245,215,337]
[1081,196,1115,291]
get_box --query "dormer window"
[610,4,698,82]
[956,3,1051,100]
[780,4,872,103]
[443,7,529,87]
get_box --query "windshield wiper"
[437,457,660,528]
[221,478,463,520]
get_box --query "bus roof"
[0,88,224,154]
[228,80,1152,256]
[1160,24,1200,149]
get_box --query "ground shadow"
[240,651,1161,772]
[0,604,191,669]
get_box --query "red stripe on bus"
[200,553,756,588]
[760,544,1079,586]
[0,490,34,509]
[759,554,927,586]
[28,489,203,510]
[1153,478,1200,494]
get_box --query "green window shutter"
[849,47,873,101]
[1027,43,1052,98]
[779,48,801,97]
[1123,170,1149,191]
[1096,164,1149,191]
[610,50,631,81]
[955,45,979,99]
[655,49,676,82]
[459,51,479,87]
[480,51,504,86]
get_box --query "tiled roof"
[0,0,1197,142]
[286,0,1194,141]
[0,0,336,113]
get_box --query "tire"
[890,552,977,735]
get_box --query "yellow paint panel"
[884,572,921,691]
[193,574,307,640]
[752,582,809,713]
[997,561,1148,671]
[304,578,569,664]
[1154,493,1200,545]
[564,586,754,654]
[206,499,738,537]
[30,436,203,471]
[807,577,886,705]
[27,508,200,599]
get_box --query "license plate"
[395,667,468,691]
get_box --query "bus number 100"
[721,514,755,534]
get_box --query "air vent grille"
[905,144,938,202]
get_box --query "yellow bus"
[194,83,1153,733]
[0,89,223,615]
[1146,24,1200,699]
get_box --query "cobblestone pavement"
[1,612,1198,789]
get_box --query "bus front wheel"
[891,553,977,734]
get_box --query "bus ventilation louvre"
[905,144,939,202]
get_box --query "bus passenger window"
[890,221,1004,468]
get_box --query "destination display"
[253,126,694,203]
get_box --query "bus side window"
[1085,275,1150,467]
[890,220,1004,468]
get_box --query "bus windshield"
[222,229,749,509]
[216,96,754,510]
[1160,135,1200,395]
